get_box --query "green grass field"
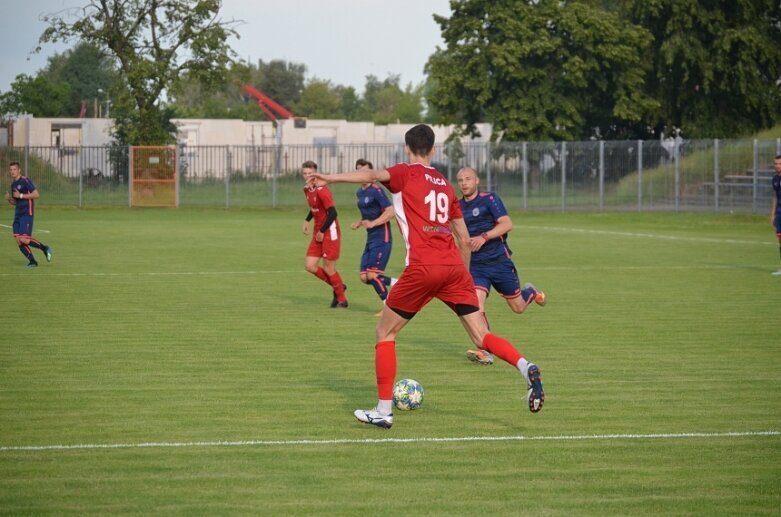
[1,207,779,515]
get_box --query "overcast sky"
[0,0,453,95]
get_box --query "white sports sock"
[517,358,530,382]
[377,399,393,414]
[390,277,398,286]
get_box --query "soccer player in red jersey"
[301,160,348,308]
[306,125,544,429]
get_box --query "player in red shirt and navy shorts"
[302,160,348,308]
[306,124,544,429]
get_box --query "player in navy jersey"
[771,154,781,276]
[351,159,397,314]
[306,124,544,429]
[457,167,545,365]
[5,161,52,267]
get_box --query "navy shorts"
[470,258,522,299]
[775,212,781,236]
[13,214,34,237]
[359,239,392,274]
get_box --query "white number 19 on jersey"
[424,190,449,223]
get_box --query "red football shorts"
[306,232,341,260]
[386,264,479,314]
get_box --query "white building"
[6,115,492,148]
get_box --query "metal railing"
[1,138,779,212]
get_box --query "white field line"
[0,264,767,278]
[0,223,51,233]
[1,430,777,453]
[524,225,773,246]
[0,270,303,277]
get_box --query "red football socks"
[375,340,396,400]
[481,333,522,366]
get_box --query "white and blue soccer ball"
[392,379,424,411]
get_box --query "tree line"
[1,0,779,145]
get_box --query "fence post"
[674,141,680,212]
[486,141,492,192]
[752,139,759,213]
[599,140,605,211]
[78,145,84,208]
[713,139,719,212]
[127,145,132,208]
[560,141,567,210]
[447,142,452,183]
[272,146,280,209]
[637,140,643,212]
[174,145,180,208]
[522,142,528,211]
[225,145,231,209]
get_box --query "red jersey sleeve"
[384,163,408,194]
[316,186,336,210]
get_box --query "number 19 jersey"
[383,162,463,267]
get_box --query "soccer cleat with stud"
[354,408,393,429]
[523,282,546,307]
[772,270,781,276]
[44,246,53,262]
[466,349,494,365]
[334,301,349,309]
[330,284,347,308]
[26,261,38,268]
[525,363,544,413]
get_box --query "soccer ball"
[392,378,424,411]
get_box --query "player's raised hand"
[305,171,328,187]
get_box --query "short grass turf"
[1,208,779,515]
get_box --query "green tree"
[335,85,362,121]
[0,74,71,117]
[294,79,343,119]
[170,59,304,121]
[361,74,423,124]
[42,42,119,118]
[425,0,658,140]
[39,0,239,144]
[170,61,265,120]
[250,59,306,113]
[626,0,781,137]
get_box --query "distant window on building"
[314,136,337,157]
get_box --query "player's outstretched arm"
[306,169,390,187]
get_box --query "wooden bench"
[701,176,772,198]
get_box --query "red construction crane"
[241,84,294,122]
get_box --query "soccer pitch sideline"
[1,207,779,515]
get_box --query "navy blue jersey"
[10,176,36,217]
[774,175,781,214]
[460,191,512,264]
[356,184,393,243]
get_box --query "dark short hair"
[9,161,20,168]
[775,154,781,160]
[302,160,317,170]
[405,124,435,157]
[355,158,373,169]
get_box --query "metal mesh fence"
[1,138,778,212]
